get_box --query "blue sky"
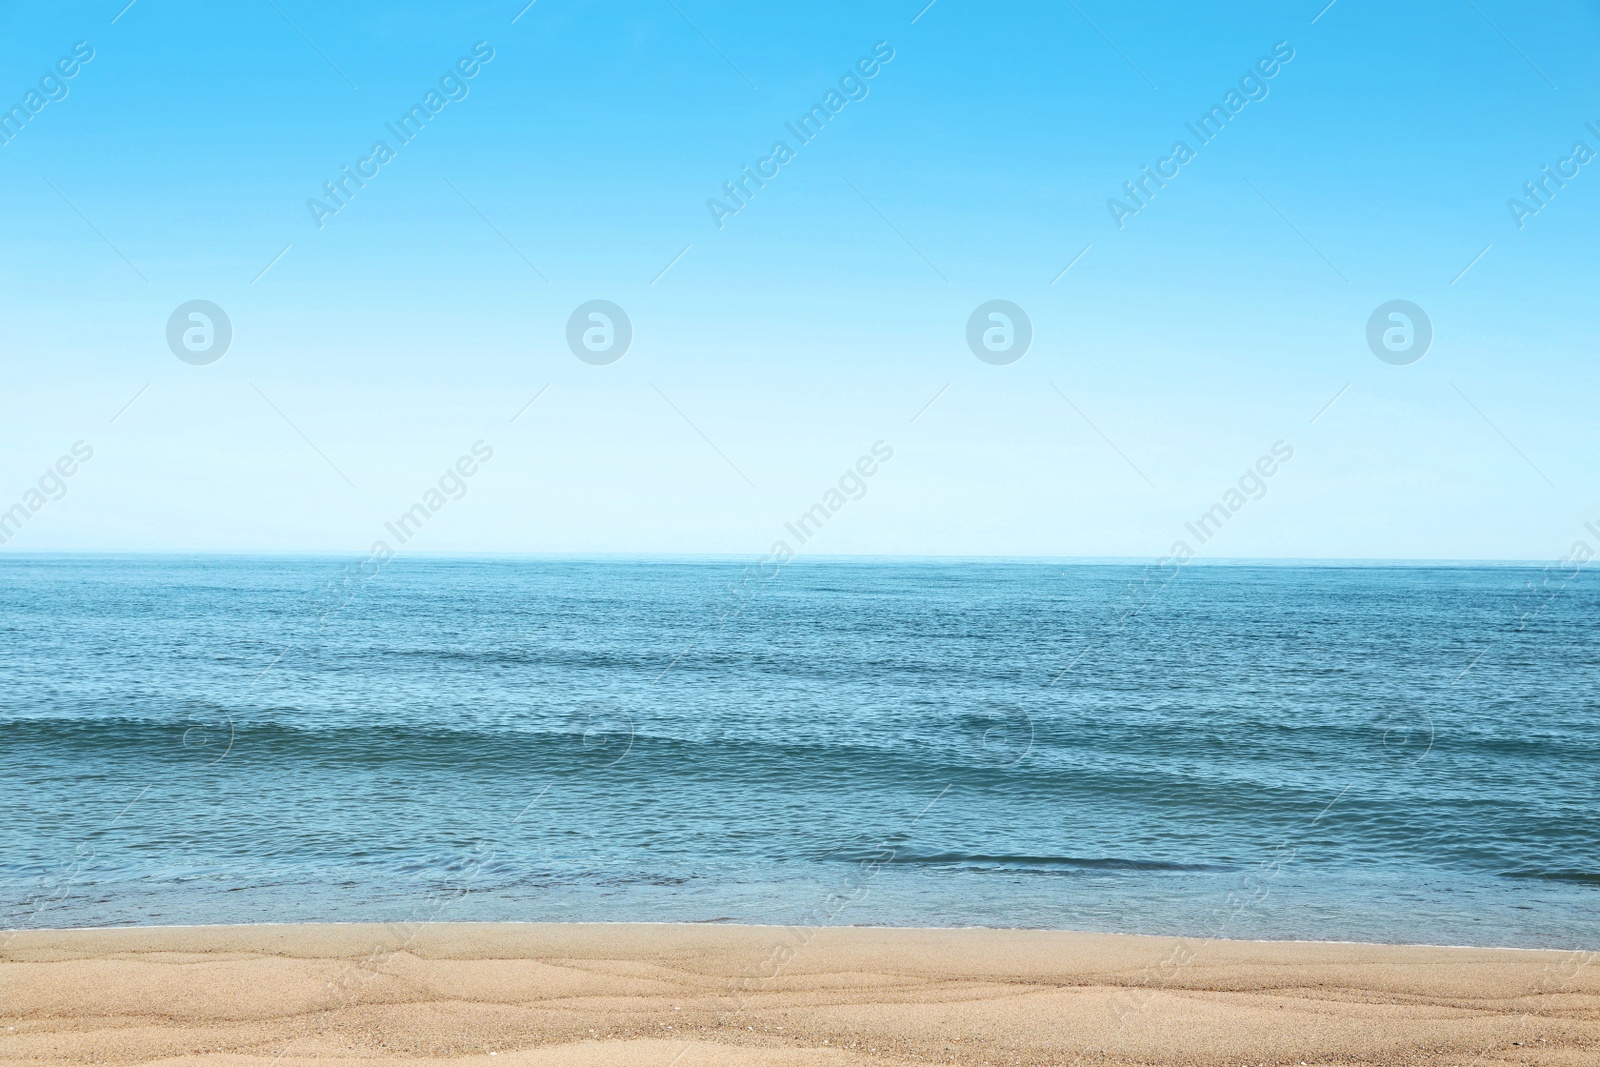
[1,0,1597,558]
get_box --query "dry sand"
[2,922,1596,1066]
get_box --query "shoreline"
[5,917,1589,955]
[4,921,1596,1065]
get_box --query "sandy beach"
[2,923,1596,1066]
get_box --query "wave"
[822,850,1231,873]
[1501,868,1600,886]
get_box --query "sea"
[2,556,1596,949]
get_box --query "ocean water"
[2,556,1597,949]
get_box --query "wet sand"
[2,922,1596,1065]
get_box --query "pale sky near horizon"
[1,0,1597,560]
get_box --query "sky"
[0,0,1597,559]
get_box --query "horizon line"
[0,551,1572,567]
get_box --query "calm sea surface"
[2,557,1596,948]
